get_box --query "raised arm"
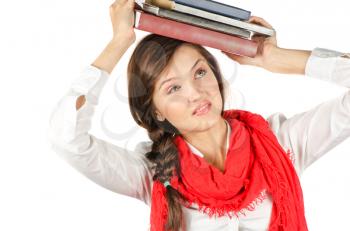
[267,48,350,174]
[75,37,132,111]
[222,16,350,174]
[48,0,155,206]
[76,0,136,111]
[48,66,153,205]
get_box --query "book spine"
[173,4,275,37]
[156,7,251,39]
[173,0,251,21]
[134,10,258,57]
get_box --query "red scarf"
[150,109,308,230]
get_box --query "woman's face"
[152,44,223,136]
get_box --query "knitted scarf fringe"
[178,188,269,219]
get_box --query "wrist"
[261,45,282,73]
[262,47,311,74]
[91,36,133,74]
[112,32,135,47]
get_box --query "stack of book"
[133,0,275,57]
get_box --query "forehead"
[169,44,203,66]
[156,45,204,81]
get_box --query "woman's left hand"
[222,16,278,71]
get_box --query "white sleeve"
[47,65,154,206]
[266,48,350,175]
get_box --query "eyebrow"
[158,58,205,90]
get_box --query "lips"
[193,101,211,115]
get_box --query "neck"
[182,117,229,161]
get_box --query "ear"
[155,111,165,121]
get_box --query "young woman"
[48,0,350,230]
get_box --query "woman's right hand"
[109,0,136,45]
[221,16,278,71]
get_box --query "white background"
[0,0,349,230]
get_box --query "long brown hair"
[127,34,226,230]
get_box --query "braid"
[145,124,186,231]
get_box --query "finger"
[221,51,246,64]
[126,0,135,7]
[111,0,127,7]
[248,16,267,24]
[248,16,273,29]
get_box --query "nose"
[186,81,203,102]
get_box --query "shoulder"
[265,112,288,136]
[134,140,155,172]
[134,141,153,153]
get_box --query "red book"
[133,10,258,57]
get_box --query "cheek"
[202,76,222,97]
[203,76,223,111]
[160,96,188,118]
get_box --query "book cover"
[144,0,275,37]
[142,3,251,39]
[173,0,251,21]
[134,10,258,57]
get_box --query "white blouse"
[48,47,350,231]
